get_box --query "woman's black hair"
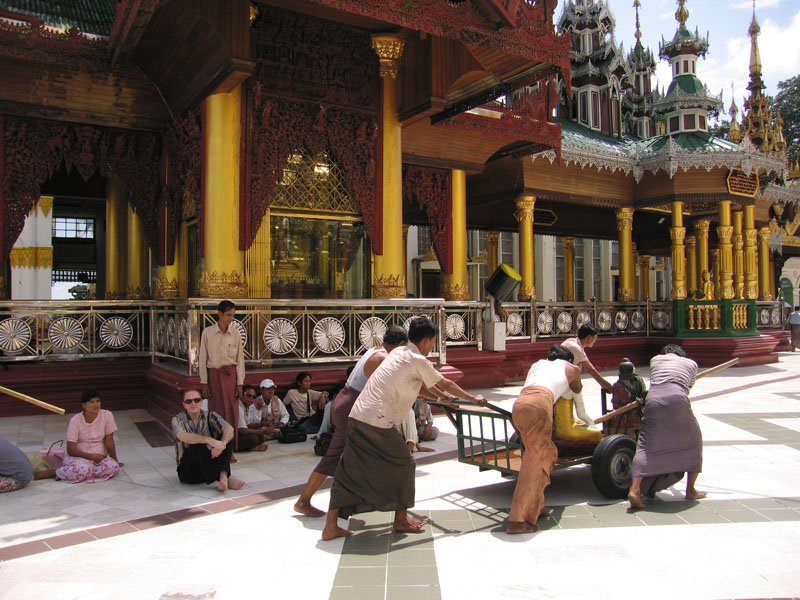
[81,390,101,404]
[661,344,687,358]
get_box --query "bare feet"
[685,489,707,501]
[416,445,436,453]
[628,492,646,509]
[230,456,238,464]
[321,525,353,541]
[253,443,268,452]
[506,520,540,534]
[228,477,245,490]
[538,507,554,520]
[393,516,428,532]
[217,474,229,492]
[294,500,325,518]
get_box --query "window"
[580,92,589,124]
[555,238,564,301]
[575,238,585,301]
[669,116,680,133]
[684,114,696,131]
[591,91,600,128]
[683,59,689,74]
[501,232,515,266]
[699,115,706,130]
[691,61,695,74]
[593,240,601,300]
[52,217,94,239]
[417,225,432,256]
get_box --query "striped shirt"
[649,354,698,393]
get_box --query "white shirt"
[523,359,571,403]
[346,347,382,392]
[349,342,444,430]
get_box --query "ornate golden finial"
[729,82,742,143]
[634,0,642,44]
[675,0,689,30]
[748,0,762,75]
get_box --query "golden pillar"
[639,255,651,300]
[686,235,697,298]
[616,207,635,301]
[732,211,744,299]
[768,250,776,301]
[563,236,575,301]
[126,204,149,299]
[694,219,710,282]
[669,201,686,300]
[744,204,758,299]
[244,211,271,299]
[515,195,535,301]
[711,248,721,300]
[717,200,734,299]
[757,226,771,300]
[486,231,500,274]
[105,178,127,299]
[443,169,469,300]
[371,34,406,298]
[200,85,247,297]
[402,224,409,292]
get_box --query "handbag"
[40,440,65,469]
[314,432,332,456]
[278,421,307,444]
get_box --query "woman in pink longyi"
[56,390,121,484]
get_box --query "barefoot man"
[321,316,484,540]
[507,345,583,534]
[172,389,245,492]
[294,325,408,517]
[628,344,706,509]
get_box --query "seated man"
[172,389,244,492]
[0,439,34,493]
[236,386,270,452]
[257,379,289,440]
[414,400,439,442]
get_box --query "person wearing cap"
[258,379,289,437]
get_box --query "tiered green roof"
[1,0,116,36]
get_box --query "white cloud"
[732,0,781,9]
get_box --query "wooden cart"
[434,392,637,499]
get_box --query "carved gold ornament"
[371,35,405,79]
[199,270,248,298]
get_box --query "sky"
[556,0,800,119]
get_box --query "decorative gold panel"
[271,151,360,215]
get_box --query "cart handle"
[429,398,513,418]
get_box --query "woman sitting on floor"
[56,390,121,484]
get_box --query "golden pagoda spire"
[634,0,642,45]
[748,0,762,79]
[675,0,689,31]
[729,82,742,143]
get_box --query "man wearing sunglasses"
[172,389,244,492]
[236,385,270,452]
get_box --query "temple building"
[0,0,796,419]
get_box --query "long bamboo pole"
[593,357,739,425]
[0,385,65,415]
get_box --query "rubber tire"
[590,434,636,499]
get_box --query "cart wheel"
[590,434,636,499]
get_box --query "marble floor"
[1,351,799,600]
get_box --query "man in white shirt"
[321,317,485,541]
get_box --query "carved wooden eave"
[305,0,571,72]
[530,132,787,183]
[0,10,170,130]
[109,0,165,65]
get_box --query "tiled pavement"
[1,352,799,599]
